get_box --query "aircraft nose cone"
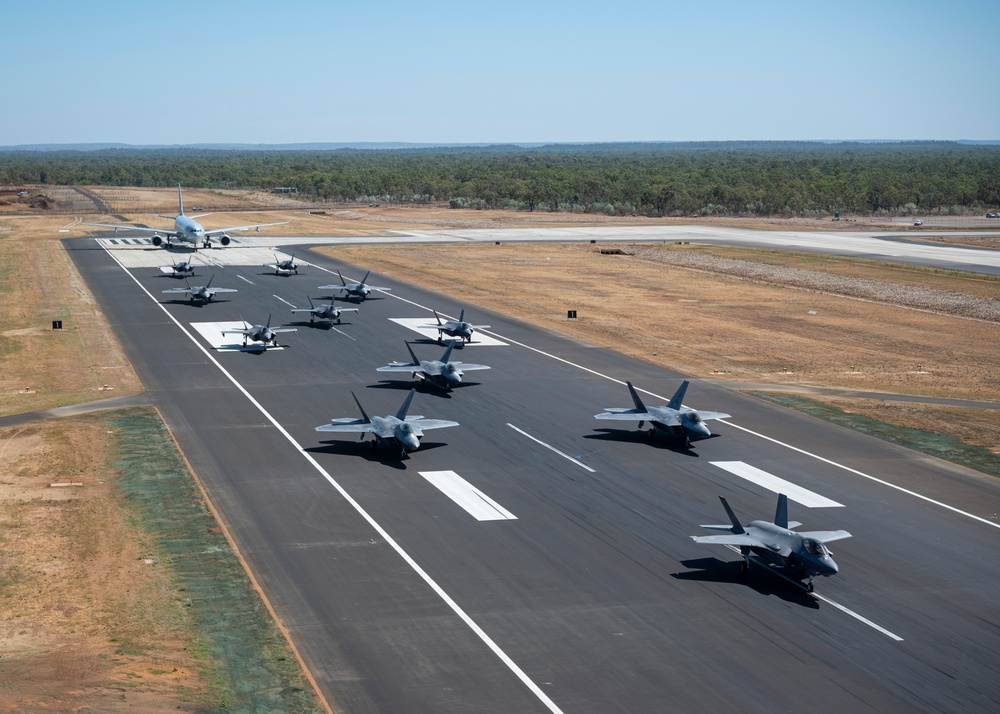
[821,557,839,576]
[401,434,421,451]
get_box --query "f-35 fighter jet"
[220,314,297,348]
[318,270,390,302]
[161,273,237,304]
[290,296,358,325]
[420,309,491,344]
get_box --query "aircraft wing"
[470,324,491,329]
[377,364,421,373]
[289,308,318,313]
[318,284,349,291]
[162,287,194,294]
[315,419,374,433]
[409,418,459,431]
[159,266,184,274]
[452,363,491,371]
[82,222,173,234]
[270,327,298,334]
[594,409,652,420]
[691,534,763,547]
[206,288,238,294]
[694,410,732,421]
[220,329,250,336]
[797,530,852,543]
[203,221,289,236]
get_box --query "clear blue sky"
[4,0,997,144]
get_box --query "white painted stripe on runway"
[420,471,517,521]
[236,274,255,285]
[272,294,297,308]
[330,325,356,340]
[100,244,564,714]
[507,423,596,472]
[710,461,844,508]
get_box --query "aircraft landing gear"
[740,558,750,577]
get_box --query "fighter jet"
[84,184,288,250]
[315,389,459,459]
[264,252,300,275]
[691,494,852,592]
[220,314,297,348]
[159,257,198,277]
[593,380,730,447]
[289,296,359,325]
[420,309,491,344]
[318,270,390,302]
[377,341,490,391]
[161,273,237,304]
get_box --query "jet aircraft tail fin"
[338,270,347,286]
[458,309,465,323]
[351,392,372,423]
[396,389,416,421]
[667,380,690,410]
[774,493,789,529]
[405,341,421,365]
[626,381,648,412]
[360,270,371,286]
[205,273,216,288]
[266,313,272,329]
[433,310,443,326]
[177,183,184,215]
[440,340,456,364]
[719,496,746,534]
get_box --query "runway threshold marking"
[507,424,596,472]
[100,245,565,714]
[419,471,517,521]
[710,461,844,508]
[311,262,1000,530]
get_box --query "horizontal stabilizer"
[691,534,761,547]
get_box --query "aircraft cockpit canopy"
[803,538,831,557]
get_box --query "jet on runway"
[318,270,390,302]
[161,273,237,304]
[691,494,852,591]
[315,389,458,459]
[594,380,730,447]
[290,296,359,325]
[420,309,491,344]
[159,257,198,277]
[377,341,490,391]
[84,184,289,250]
[221,314,297,348]
[264,253,300,275]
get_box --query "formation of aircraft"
[84,184,288,250]
[421,309,491,344]
[315,389,459,458]
[318,270,391,302]
[221,314,297,348]
[691,494,852,591]
[161,273,238,304]
[377,341,490,391]
[159,257,198,277]
[290,296,359,325]
[594,380,730,447]
[264,253,300,275]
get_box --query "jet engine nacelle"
[151,234,163,247]
[219,234,231,246]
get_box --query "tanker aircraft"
[161,273,237,304]
[318,270,391,302]
[290,296,359,325]
[691,494,852,592]
[377,341,490,391]
[84,184,288,250]
[315,389,458,459]
[220,314,297,348]
[420,309,491,344]
[594,380,730,447]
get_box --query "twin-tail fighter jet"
[318,270,390,302]
[264,253,300,275]
[594,380,730,447]
[221,314,297,348]
[84,184,288,250]
[377,341,490,391]
[289,296,359,325]
[161,273,237,304]
[315,389,459,459]
[421,309,491,344]
[691,494,852,591]
[159,257,198,277]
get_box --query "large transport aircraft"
[84,184,288,250]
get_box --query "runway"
[66,236,1000,713]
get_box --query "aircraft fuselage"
[744,521,839,578]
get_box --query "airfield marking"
[710,461,844,508]
[419,471,517,521]
[507,424,597,472]
[100,244,565,714]
[330,326,356,340]
[236,275,255,285]
[272,294,297,308]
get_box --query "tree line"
[1,141,997,217]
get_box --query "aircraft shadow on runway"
[160,298,234,308]
[306,440,450,470]
[672,557,819,608]
[366,380,483,397]
[286,320,356,330]
[584,428,718,455]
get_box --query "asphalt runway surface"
[66,236,1000,713]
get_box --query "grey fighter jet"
[594,380,730,447]
[220,314,297,348]
[161,273,237,304]
[420,309,491,344]
[377,341,490,391]
[264,252,300,275]
[691,494,852,591]
[315,389,459,458]
[159,257,198,277]
[289,296,359,325]
[318,270,390,302]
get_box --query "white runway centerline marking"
[272,294,297,307]
[420,471,517,521]
[236,274,255,285]
[710,461,844,508]
[507,424,596,472]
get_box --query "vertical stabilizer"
[458,309,465,323]
[405,341,420,365]
[396,389,416,421]
[360,271,371,286]
[265,313,272,329]
[774,494,789,529]
[667,380,690,411]
[434,310,443,326]
[720,496,746,534]
[205,273,215,288]
[338,270,347,286]
[177,184,185,215]
[440,340,456,364]
[351,392,371,423]
[626,381,648,412]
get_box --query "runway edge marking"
[100,243,566,714]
